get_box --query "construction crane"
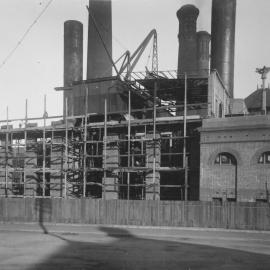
[87,4,158,80]
[118,29,158,79]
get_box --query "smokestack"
[64,20,83,116]
[196,31,211,77]
[211,0,236,97]
[177,5,199,76]
[87,0,112,79]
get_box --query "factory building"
[0,0,269,203]
[200,115,270,202]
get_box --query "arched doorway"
[214,152,238,201]
[218,103,223,118]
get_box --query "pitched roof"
[245,88,270,110]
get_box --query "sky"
[0,0,269,120]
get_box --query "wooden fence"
[0,198,269,230]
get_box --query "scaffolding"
[0,72,209,201]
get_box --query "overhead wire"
[0,0,54,70]
[90,10,128,52]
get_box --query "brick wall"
[200,116,270,202]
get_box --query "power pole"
[256,66,270,115]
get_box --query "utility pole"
[256,66,270,115]
[183,73,188,201]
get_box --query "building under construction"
[0,0,269,203]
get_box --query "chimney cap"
[64,20,83,26]
[177,4,199,19]
[197,31,211,39]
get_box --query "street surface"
[0,223,270,269]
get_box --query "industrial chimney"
[177,5,199,76]
[211,0,236,97]
[196,31,211,77]
[87,0,112,79]
[64,20,83,116]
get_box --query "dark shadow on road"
[98,226,135,238]
[35,198,51,234]
[22,225,270,270]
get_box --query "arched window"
[258,151,270,164]
[214,152,236,165]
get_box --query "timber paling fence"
[0,198,269,230]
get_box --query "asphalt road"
[0,223,270,270]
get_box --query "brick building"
[200,115,270,202]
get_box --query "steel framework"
[0,72,209,201]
